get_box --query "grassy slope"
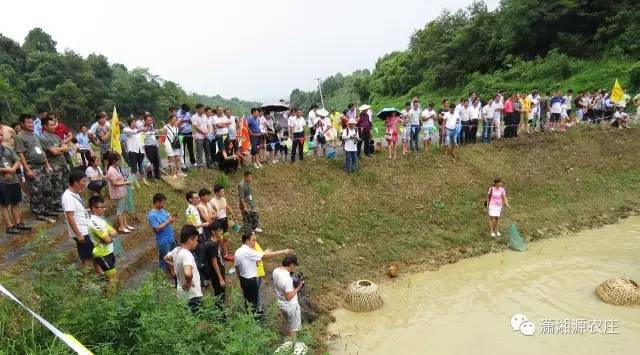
[151,129,640,310]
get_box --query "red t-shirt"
[54,122,70,140]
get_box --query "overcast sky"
[3,0,499,102]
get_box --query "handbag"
[168,126,181,149]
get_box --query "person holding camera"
[273,255,304,339]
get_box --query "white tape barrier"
[0,283,93,355]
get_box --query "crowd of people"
[0,87,638,339]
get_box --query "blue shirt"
[177,109,192,134]
[33,117,43,137]
[247,116,261,134]
[76,133,90,150]
[147,208,175,245]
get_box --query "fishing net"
[596,277,640,306]
[344,280,383,312]
[508,223,527,251]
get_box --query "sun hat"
[316,108,329,117]
[348,118,357,124]
[358,104,371,111]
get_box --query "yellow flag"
[611,79,624,103]
[110,106,122,154]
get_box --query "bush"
[628,62,640,91]
[0,232,281,355]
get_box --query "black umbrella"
[376,107,401,120]
[260,102,290,113]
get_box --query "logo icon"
[511,314,536,336]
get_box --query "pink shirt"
[386,116,400,136]
[106,166,127,200]
[488,186,506,208]
[504,100,514,113]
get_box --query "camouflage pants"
[25,166,52,215]
[51,164,69,208]
[242,210,260,233]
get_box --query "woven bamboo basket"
[344,280,383,312]
[596,277,640,306]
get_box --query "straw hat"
[358,104,371,111]
[316,108,329,117]
[348,118,357,124]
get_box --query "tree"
[22,28,57,53]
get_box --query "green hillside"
[290,0,640,111]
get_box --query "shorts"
[488,206,502,217]
[266,137,279,152]
[163,141,178,157]
[422,127,437,141]
[158,240,177,270]
[74,235,94,261]
[279,302,302,332]
[95,253,116,273]
[550,113,561,122]
[444,128,457,146]
[250,137,261,156]
[0,182,21,206]
[217,217,229,233]
[115,198,126,216]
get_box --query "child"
[400,102,411,156]
[385,111,401,159]
[185,190,208,239]
[88,195,118,288]
[486,177,511,238]
[197,188,216,239]
[277,130,290,163]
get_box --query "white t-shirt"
[288,116,306,134]
[234,244,263,279]
[408,108,421,125]
[457,105,470,122]
[529,94,540,112]
[564,95,573,110]
[482,104,492,119]
[192,113,210,139]
[61,189,89,239]
[444,112,457,130]
[123,126,143,153]
[342,128,358,152]
[315,117,331,138]
[421,109,436,128]
[226,115,237,139]
[469,104,481,120]
[86,166,103,180]
[307,111,317,128]
[174,247,202,300]
[273,267,298,306]
[214,115,230,136]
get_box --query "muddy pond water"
[329,217,640,354]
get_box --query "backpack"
[193,237,212,278]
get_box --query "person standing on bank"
[62,170,94,268]
[238,170,263,233]
[234,230,291,315]
[142,114,161,180]
[342,118,359,173]
[486,177,511,238]
[174,224,203,314]
[41,115,70,212]
[273,255,304,339]
[205,222,226,309]
[0,129,31,235]
[105,153,134,233]
[148,193,177,277]
[15,114,56,220]
[123,117,146,186]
